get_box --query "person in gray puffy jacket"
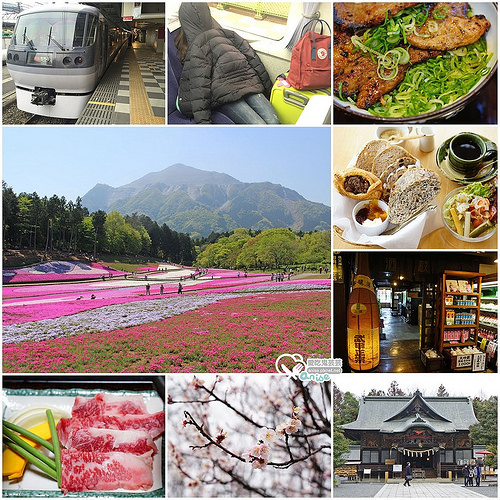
[175,2,280,124]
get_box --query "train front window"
[13,11,85,50]
[85,15,98,46]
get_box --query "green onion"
[338,81,347,102]
[3,420,54,453]
[3,426,57,473]
[368,38,492,118]
[47,410,62,488]
[433,6,448,19]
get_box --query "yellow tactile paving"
[129,49,164,125]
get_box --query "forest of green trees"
[2,183,196,264]
[3,184,330,270]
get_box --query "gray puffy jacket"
[177,3,273,124]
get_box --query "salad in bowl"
[442,181,497,242]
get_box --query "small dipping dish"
[353,199,390,236]
[376,126,410,145]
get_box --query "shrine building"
[341,390,479,479]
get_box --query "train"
[6,3,130,119]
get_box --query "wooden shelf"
[479,322,497,329]
[443,341,475,347]
[438,271,485,370]
[444,326,477,330]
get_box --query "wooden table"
[333,125,498,250]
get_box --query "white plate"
[334,3,498,122]
[2,388,164,497]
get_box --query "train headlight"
[63,57,72,65]
[13,54,19,61]
[7,53,12,60]
[75,56,84,65]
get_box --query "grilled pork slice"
[356,47,443,109]
[335,44,443,108]
[407,3,490,50]
[60,450,153,493]
[334,2,418,31]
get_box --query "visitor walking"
[160,284,164,295]
[463,464,470,486]
[476,465,481,487]
[403,462,412,487]
[145,283,150,295]
[468,466,475,486]
[178,283,183,294]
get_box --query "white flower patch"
[3,284,329,344]
[3,294,238,344]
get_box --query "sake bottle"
[347,253,380,371]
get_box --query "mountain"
[81,164,330,237]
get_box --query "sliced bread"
[380,157,418,201]
[388,167,441,224]
[355,140,391,171]
[372,145,417,178]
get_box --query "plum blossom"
[245,442,271,469]
[259,428,277,443]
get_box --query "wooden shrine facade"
[342,390,479,478]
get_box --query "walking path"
[375,483,487,497]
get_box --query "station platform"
[76,42,165,125]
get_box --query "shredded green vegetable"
[351,4,431,80]
[368,38,492,118]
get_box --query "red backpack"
[287,19,331,90]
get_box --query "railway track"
[24,114,39,124]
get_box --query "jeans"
[219,93,280,125]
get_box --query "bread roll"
[355,140,391,171]
[334,168,383,200]
[380,157,418,201]
[388,167,441,224]
[372,145,417,178]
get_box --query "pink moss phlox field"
[4,269,313,324]
[3,261,125,284]
[3,291,330,373]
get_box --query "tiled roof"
[342,391,478,433]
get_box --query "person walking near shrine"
[476,464,481,487]
[468,465,475,486]
[403,462,412,487]
[462,464,470,487]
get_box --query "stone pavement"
[375,483,488,498]
[334,482,497,498]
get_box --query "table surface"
[333,125,498,250]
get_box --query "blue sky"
[2,126,331,206]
